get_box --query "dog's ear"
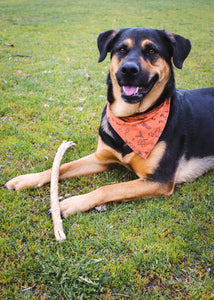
[167,32,192,69]
[97,30,119,63]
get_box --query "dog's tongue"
[123,86,138,96]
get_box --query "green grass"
[0,0,214,298]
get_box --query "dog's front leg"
[60,179,174,217]
[5,152,111,191]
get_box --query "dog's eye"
[119,47,127,54]
[149,48,156,54]
[143,46,157,57]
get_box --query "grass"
[0,0,214,298]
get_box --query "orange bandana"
[106,98,171,159]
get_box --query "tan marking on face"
[110,54,142,117]
[110,53,171,117]
[109,55,128,116]
[123,38,134,48]
[137,56,171,113]
[141,39,154,48]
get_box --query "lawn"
[0,0,214,298]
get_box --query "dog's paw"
[60,195,86,218]
[59,198,74,218]
[5,173,43,191]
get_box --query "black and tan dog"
[5,28,214,217]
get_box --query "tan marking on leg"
[5,170,52,190]
[128,141,166,177]
[58,153,110,180]
[96,138,167,177]
[5,154,109,191]
[59,140,169,217]
[56,139,172,217]
[5,137,118,190]
[96,136,123,164]
[60,179,174,217]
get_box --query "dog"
[5,28,214,217]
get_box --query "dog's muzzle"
[116,61,158,104]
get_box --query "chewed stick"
[50,141,75,241]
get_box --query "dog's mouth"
[121,75,158,104]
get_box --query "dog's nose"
[121,62,139,76]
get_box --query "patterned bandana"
[106,98,171,159]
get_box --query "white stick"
[50,141,75,241]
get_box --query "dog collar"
[106,98,171,159]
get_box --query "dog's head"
[98,28,191,116]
